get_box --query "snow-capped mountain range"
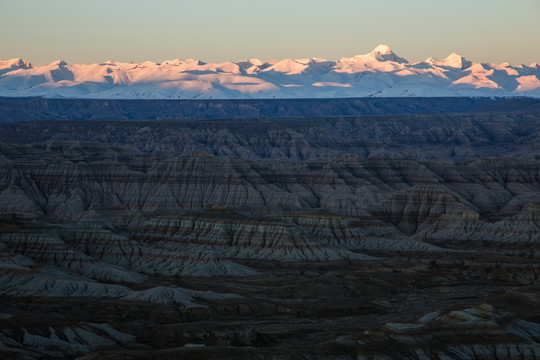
[1,45,539,99]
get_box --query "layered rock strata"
[0,112,539,359]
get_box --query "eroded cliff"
[0,112,539,359]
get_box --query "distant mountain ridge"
[4,97,540,123]
[1,45,539,99]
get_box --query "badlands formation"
[0,97,539,359]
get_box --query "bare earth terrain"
[0,98,539,359]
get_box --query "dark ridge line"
[1,96,539,123]
[0,95,535,100]
[2,111,538,126]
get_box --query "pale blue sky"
[1,0,539,65]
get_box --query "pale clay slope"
[1,46,539,99]
[351,304,540,360]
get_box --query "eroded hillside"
[0,111,539,359]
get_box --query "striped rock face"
[1,110,539,359]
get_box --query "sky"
[1,0,539,66]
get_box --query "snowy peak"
[427,53,472,69]
[339,45,408,66]
[0,58,32,69]
[372,44,393,55]
[0,48,539,99]
[335,45,408,73]
[161,59,184,65]
[184,59,205,66]
[49,59,69,68]
[366,44,408,63]
[264,59,309,74]
[246,58,263,66]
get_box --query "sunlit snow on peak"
[372,45,393,55]
[0,48,539,99]
[426,53,472,70]
[49,59,68,67]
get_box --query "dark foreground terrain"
[0,98,539,359]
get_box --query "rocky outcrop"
[425,202,540,255]
[138,208,373,262]
[0,224,256,278]
[339,304,540,360]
